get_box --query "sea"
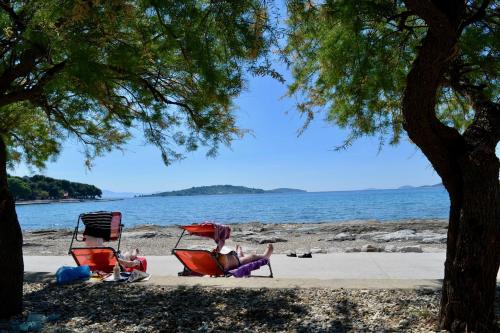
[16,187,450,230]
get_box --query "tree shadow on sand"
[20,281,307,332]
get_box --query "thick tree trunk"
[401,2,499,331]
[439,157,500,332]
[0,134,24,319]
[439,99,500,332]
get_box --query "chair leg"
[268,262,273,278]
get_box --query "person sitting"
[217,244,273,271]
[118,248,148,272]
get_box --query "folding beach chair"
[172,223,273,278]
[68,211,124,273]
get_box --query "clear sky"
[12,63,443,193]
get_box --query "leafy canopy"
[285,0,499,148]
[0,0,278,168]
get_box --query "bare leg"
[239,244,273,265]
[263,244,273,258]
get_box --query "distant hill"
[8,174,101,200]
[145,185,306,197]
[398,183,444,190]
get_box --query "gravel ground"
[0,282,453,333]
[22,220,448,256]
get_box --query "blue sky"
[11,64,442,193]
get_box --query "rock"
[384,245,397,252]
[361,244,384,252]
[398,319,409,327]
[310,247,326,254]
[398,245,423,253]
[357,232,386,240]
[372,229,418,242]
[332,233,355,241]
[139,232,157,238]
[257,237,287,244]
[345,247,361,253]
[420,235,447,243]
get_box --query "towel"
[228,258,269,278]
[213,223,231,252]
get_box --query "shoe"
[297,252,312,258]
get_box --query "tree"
[285,0,498,331]
[0,0,277,318]
[7,176,31,199]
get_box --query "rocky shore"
[23,219,448,256]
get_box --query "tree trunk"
[0,134,24,319]
[439,150,500,332]
[401,2,499,330]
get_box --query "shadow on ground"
[19,282,311,332]
[4,281,498,332]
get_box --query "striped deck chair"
[172,223,273,278]
[68,211,123,273]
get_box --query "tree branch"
[459,0,492,32]
[401,0,464,195]
[0,1,26,30]
[0,60,66,108]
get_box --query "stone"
[138,232,157,238]
[371,229,418,242]
[332,233,355,241]
[257,237,287,244]
[398,319,409,327]
[398,245,423,253]
[345,247,361,253]
[310,247,326,254]
[420,235,447,243]
[357,232,386,240]
[384,245,397,252]
[361,244,384,252]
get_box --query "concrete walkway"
[22,253,500,289]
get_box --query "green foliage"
[285,0,498,148]
[152,184,266,196]
[7,177,31,200]
[0,0,278,169]
[7,174,101,200]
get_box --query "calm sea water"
[16,187,450,230]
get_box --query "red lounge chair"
[70,247,119,273]
[68,211,124,273]
[172,223,273,277]
[172,249,225,277]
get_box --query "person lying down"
[217,244,273,271]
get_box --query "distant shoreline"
[15,198,123,206]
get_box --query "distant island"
[142,185,306,197]
[8,175,102,201]
[398,183,444,190]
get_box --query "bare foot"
[236,244,244,257]
[263,244,274,258]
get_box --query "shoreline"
[23,219,448,256]
[15,198,123,206]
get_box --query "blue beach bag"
[56,265,91,285]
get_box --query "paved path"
[25,253,447,278]
[23,253,499,289]
[22,253,439,288]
